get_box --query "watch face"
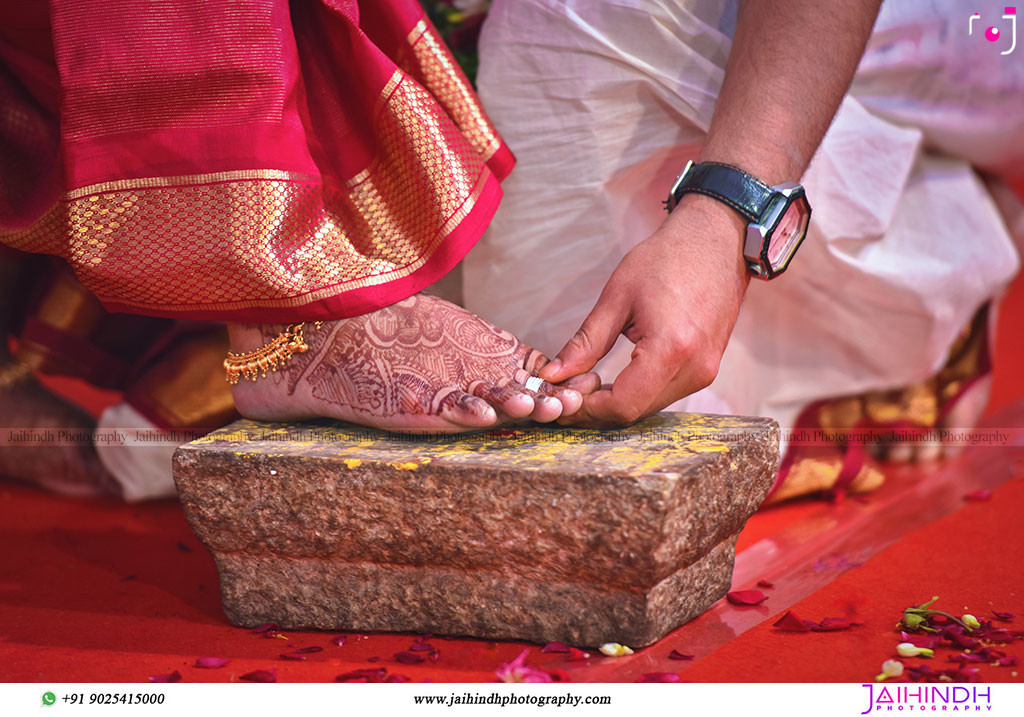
[766,194,810,271]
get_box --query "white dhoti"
[463,0,1023,433]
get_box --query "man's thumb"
[539,301,624,382]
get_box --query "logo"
[970,7,1017,55]
[860,684,993,713]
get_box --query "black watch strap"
[671,162,774,222]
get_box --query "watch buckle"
[663,160,696,213]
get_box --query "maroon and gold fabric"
[0,0,513,321]
[5,255,238,431]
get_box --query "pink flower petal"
[981,627,1014,642]
[428,650,441,663]
[409,642,434,652]
[942,625,980,650]
[812,617,853,631]
[756,579,775,589]
[726,590,768,606]
[773,611,812,632]
[637,672,681,683]
[992,611,1014,621]
[194,657,230,669]
[668,650,694,661]
[149,670,182,683]
[395,651,425,664]
[240,669,277,683]
[279,652,307,661]
[900,631,941,649]
[336,668,387,683]
[947,652,985,664]
[950,667,981,683]
[496,649,553,683]
[541,641,571,654]
[567,648,591,661]
[964,490,992,501]
[291,646,323,655]
[331,635,348,646]
[997,656,1020,666]
[251,623,279,634]
[907,664,936,682]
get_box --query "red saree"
[0,0,513,322]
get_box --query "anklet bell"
[224,322,323,385]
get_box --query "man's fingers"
[557,334,715,427]
[539,294,627,383]
[563,371,602,396]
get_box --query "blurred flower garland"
[419,0,490,85]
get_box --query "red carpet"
[2,440,1021,684]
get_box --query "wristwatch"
[664,160,811,279]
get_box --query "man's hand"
[541,0,881,426]
[539,194,750,426]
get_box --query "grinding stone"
[173,412,779,647]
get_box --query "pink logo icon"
[970,7,1018,54]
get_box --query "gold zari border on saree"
[404,19,501,162]
[1,69,492,315]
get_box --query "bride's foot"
[228,294,591,433]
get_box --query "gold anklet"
[0,359,33,393]
[224,322,323,385]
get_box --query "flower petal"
[992,611,1014,621]
[773,611,812,632]
[428,650,441,663]
[291,646,324,655]
[756,580,775,589]
[668,650,694,661]
[409,641,434,652]
[900,631,941,649]
[336,668,387,683]
[194,657,229,669]
[726,590,768,606]
[947,652,985,664]
[149,670,182,683]
[541,641,571,654]
[813,617,853,631]
[637,672,681,683]
[942,626,980,650]
[251,623,279,634]
[331,635,347,646]
[240,669,277,683]
[279,652,307,661]
[950,667,981,683]
[495,649,553,683]
[567,648,591,661]
[964,490,992,501]
[395,651,426,664]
